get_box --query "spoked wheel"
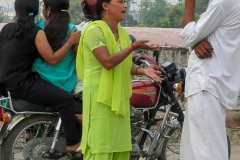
[1,115,66,160]
[158,128,181,160]
[158,129,232,160]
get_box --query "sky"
[0,0,14,8]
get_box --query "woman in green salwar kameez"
[76,0,164,159]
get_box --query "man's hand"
[193,40,213,59]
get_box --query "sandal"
[66,146,82,160]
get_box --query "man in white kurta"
[180,0,240,160]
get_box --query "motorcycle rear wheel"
[0,114,65,160]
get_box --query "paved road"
[139,144,240,160]
[229,144,240,160]
[0,144,239,159]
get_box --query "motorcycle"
[0,50,187,160]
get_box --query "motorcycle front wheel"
[158,128,181,160]
[0,114,66,160]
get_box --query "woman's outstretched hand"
[142,68,164,83]
[148,64,165,73]
[133,40,159,51]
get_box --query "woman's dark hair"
[13,0,39,37]
[94,0,111,20]
[43,0,70,51]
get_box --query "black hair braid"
[12,0,39,38]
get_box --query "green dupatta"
[76,20,132,117]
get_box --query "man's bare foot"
[66,143,81,153]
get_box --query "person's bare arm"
[182,0,196,27]
[93,40,159,70]
[35,29,80,66]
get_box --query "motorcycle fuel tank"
[130,80,160,109]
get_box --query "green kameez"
[76,21,133,159]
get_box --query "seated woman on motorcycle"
[76,0,164,159]
[0,0,81,155]
[32,0,80,95]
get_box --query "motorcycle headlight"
[171,67,187,92]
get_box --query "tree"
[159,4,184,28]
[0,6,5,22]
[0,13,4,23]
[0,13,12,23]
[138,0,169,27]
[69,0,86,25]
[136,0,209,27]
[120,13,138,27]
[121,0,138,27]
[67,0,208,27]
[196,0,208,15]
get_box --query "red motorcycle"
[0,52,188,160]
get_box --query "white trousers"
[180,91,228,160]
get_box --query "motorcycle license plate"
[0,121,4,132]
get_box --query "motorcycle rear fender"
[0,114,31,144]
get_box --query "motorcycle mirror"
[153,44,161,63]
[129,34,136,43]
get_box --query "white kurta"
[180,0,240,109]
[180,0,240,160]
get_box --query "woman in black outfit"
[0,0,81,154]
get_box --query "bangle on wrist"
[131,43,136,51]
[135,66,142,77]
[65,42,70,48]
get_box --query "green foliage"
[137,0,208,28]
[158,4,184,28]
[0,13,4,23]
[120,13,138,27]
[0,13,12,23]
[69,0,86,24]
[67,0,208,27]
[138,0,169,27]
[121,0,138,27]
[196,0,208,14]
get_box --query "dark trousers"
[10,75,82,146]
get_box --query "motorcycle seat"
[11,99,55,113]
[10,98,82,114]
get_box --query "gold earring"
[47,11,50,17]
[105,8,108,14]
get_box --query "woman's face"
[41,1,50,20]
[105,0,127,22]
